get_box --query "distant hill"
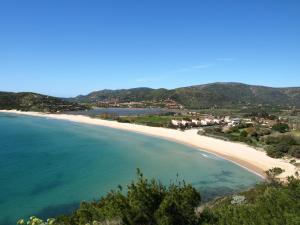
[0,92,89,112]
[70,82,300,109]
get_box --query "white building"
[171,119,181,126]
[224,116,231,123]
[228,118,241,127]
[213,119,221,124]
[200,120,208,126]
[181,120,191,126]
[192,119,200,125]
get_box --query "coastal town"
[170,113,289,130]
[171,115,244,128]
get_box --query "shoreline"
[1,109,299,179]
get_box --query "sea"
[0,112,262,225]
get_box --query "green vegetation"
[70,82,300,109]
[0,92,90,112]
[117,115,173,127]
[43,170,200,225]
[265,167,285,181]
[95,108,300,159]
[200,176,300,225]
[201,123,259,145]
[18,170,300,225]
[93,113,188,128]
[201,110,300,158]
[204,125,300,158]
[17,217,55,225]
[272,123,290,133]
[116,115,182,128]
[263,134,300,158]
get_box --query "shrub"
[266,146,285,158]
[239,130,248,137]
[17,217,55,225]
[266,167,284,178]
[54,170,201,225]
[289,145,300,158]
[230,195,246,205]
[272,123,289,133]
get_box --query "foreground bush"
[56,169,201,225]
[18,172,300,225]
[200,177,300,225]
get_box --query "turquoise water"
[0,113,262,225]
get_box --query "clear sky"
[0,0,300,97]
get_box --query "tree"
[155,183,201,225]
[265,167,285,182]
[239,130,248,137]
[54,169,201,225]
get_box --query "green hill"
[71,82,300,109]
[0,92,89,112]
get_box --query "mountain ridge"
[70,82,300,109]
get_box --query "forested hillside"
[0,92,89,112]
[71,83,300,109]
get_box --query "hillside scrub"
[263,134,300,158]
[18,173,300,225]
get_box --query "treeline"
[95,113,179,128]
[18,170,300,225]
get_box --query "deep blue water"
[0,113,262,225]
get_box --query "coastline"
[1,109,299,179]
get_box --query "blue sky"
[0,0,300,97]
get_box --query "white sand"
[1,109,299,179]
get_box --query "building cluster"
[256,118,277,128]
[171,116,250,128]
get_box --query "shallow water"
[0,113,262,224]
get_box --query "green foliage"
[71,82,300,109]
[245,110,278,120]
[264,134,300,158]
[272,123,290,133]
[266,146,285,158]
[239,130,248,137]
[0,92,89,112]
[20,175,300,225]
[55,170,201,225]
[203,125,257,146]
[155,183,201,225]
[289,145,300,158]
[266,167,285,182]
[117,115,182,128]
[17,216,55,225]
[200,177,300,225]
[205,125,300,159]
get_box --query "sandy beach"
[1,109,299,179]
